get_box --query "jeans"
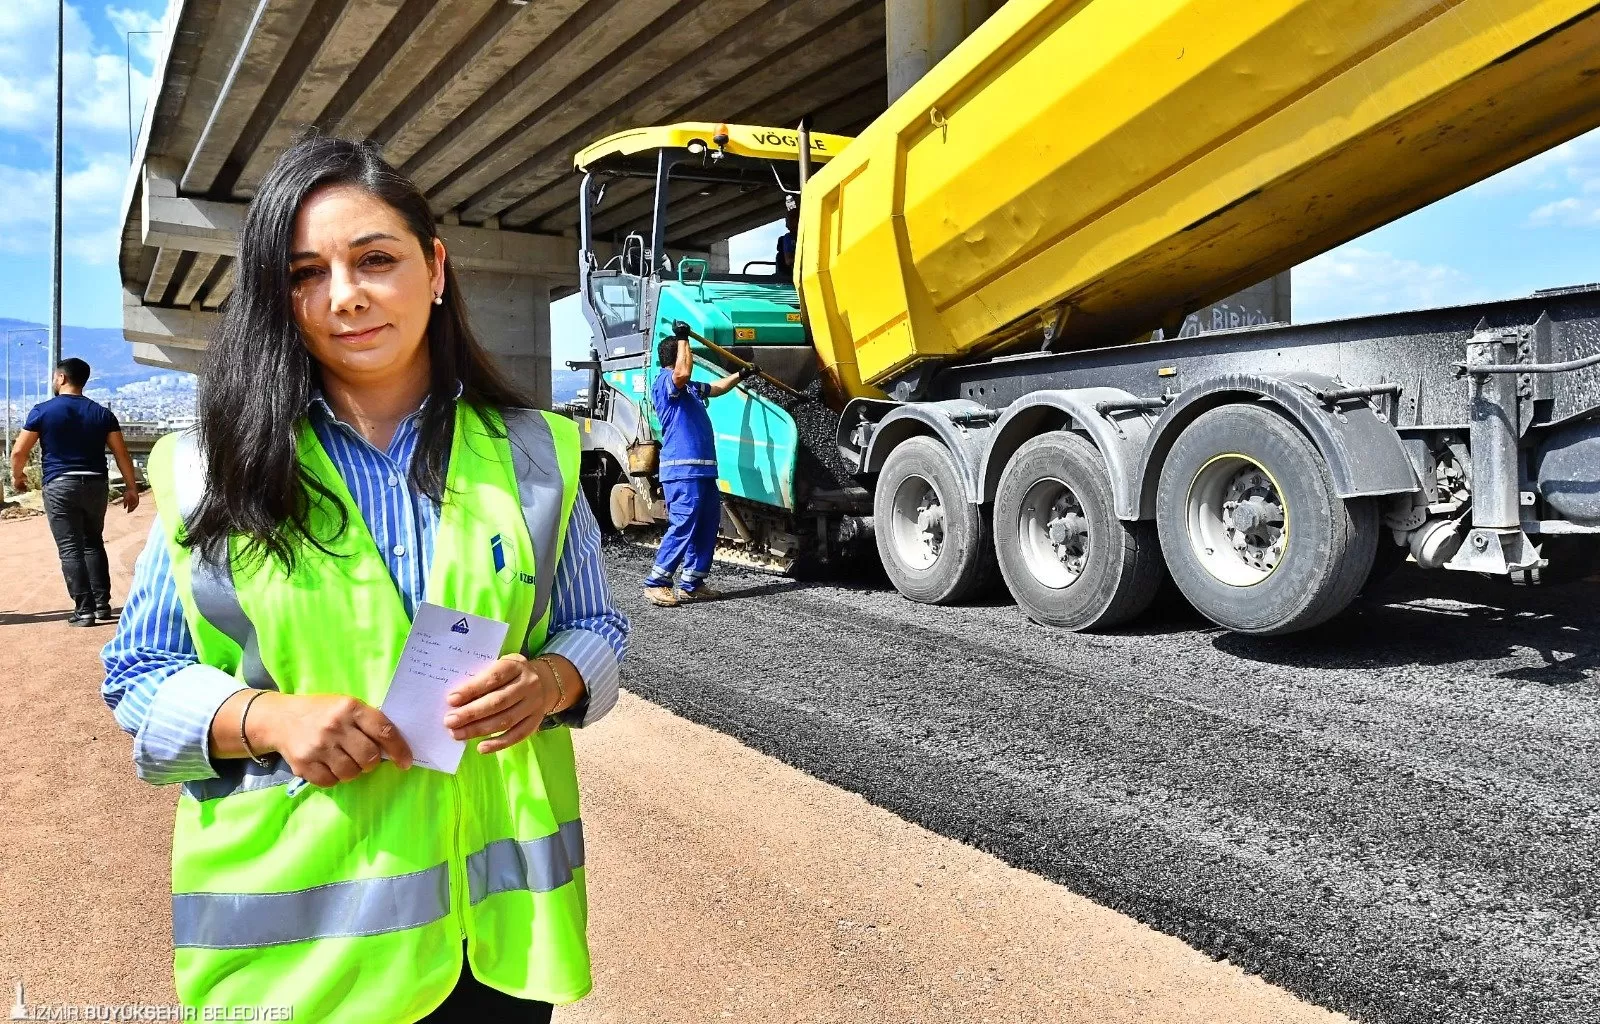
[644,477,722,592]
[42,474,111,615]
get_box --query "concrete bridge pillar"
[887,0,1005,103]
[455,269,553,409]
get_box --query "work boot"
[642,585,680,607]
[68,611,96,627]
[676,582,721,603]
[95,604,115,621]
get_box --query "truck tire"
[581,455,624,539]
[993,431,1164,630]
[1156,403,1378,635]
[1362,536,1410,593]
[874,436,997,604]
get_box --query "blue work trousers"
[645,477,722,592]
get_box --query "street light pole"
[4,329,48,496]
[125,29,158,161]
[49,0,64,377]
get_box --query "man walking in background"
[10,358,141,626]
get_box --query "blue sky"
[0,0,168,332]
[3,1,1597,365]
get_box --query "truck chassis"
[840,286,1600,634]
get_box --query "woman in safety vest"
[101,136,629,1022]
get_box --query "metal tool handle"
[671,321,807,400]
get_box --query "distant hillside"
[551,368,588,404]
[2,318,596,408]
[0,319,160,400]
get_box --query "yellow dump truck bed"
[798,0,1600,399]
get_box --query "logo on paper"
[489,534,536,586]
[451,617,470,634]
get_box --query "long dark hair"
[186,135,532,569]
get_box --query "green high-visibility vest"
[144,401,589,1022]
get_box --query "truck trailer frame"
[842,286,1600,634]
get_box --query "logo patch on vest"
[490,533,537,585]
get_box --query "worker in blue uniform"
[775,193,799,279]
[643,323,757,607]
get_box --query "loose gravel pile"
[614,548,1600,1024]
[738,376,855,492]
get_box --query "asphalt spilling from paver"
[607,544,1600,1024]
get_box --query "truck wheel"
[993,431,1163,630]
[581,456,623,539]
[1156,403,1378,635]
[874,436,997,604]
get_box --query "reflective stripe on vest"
[173,863,452,949]
[172,820,588,949]
[468,819,585,905]
[504,410,565,647]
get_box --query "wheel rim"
[890,474,944,571]
[1018,477,1089,589]
[1187,454,1288,586]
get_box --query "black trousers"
[418,951,554,1023]
[42,475,110,615]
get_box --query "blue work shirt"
[23,394,120,484]
[651,367,718,481]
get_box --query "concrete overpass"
[118,0,1285,405]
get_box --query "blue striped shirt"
[101,398,629,784]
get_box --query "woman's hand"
[445,654,573,755]
[249,692,413,787]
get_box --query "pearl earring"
[433,294,443,305]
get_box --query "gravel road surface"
[612,545,1600,1024]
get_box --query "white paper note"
[379,602,510,774]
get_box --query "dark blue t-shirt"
[651,368,717,481]
[22,394,119,484]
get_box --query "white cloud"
[107,5,165,46]
[0,2,176,284]
[0,1,164,144]
[1528,197,1600,228]
[1293,246,1484,321]
[0,153,130,265]
[1475,128,1600,197]
[1488,127,1600,229]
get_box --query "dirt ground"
[0,504,1341,1023]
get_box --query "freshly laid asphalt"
[611,547,1600,1024]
